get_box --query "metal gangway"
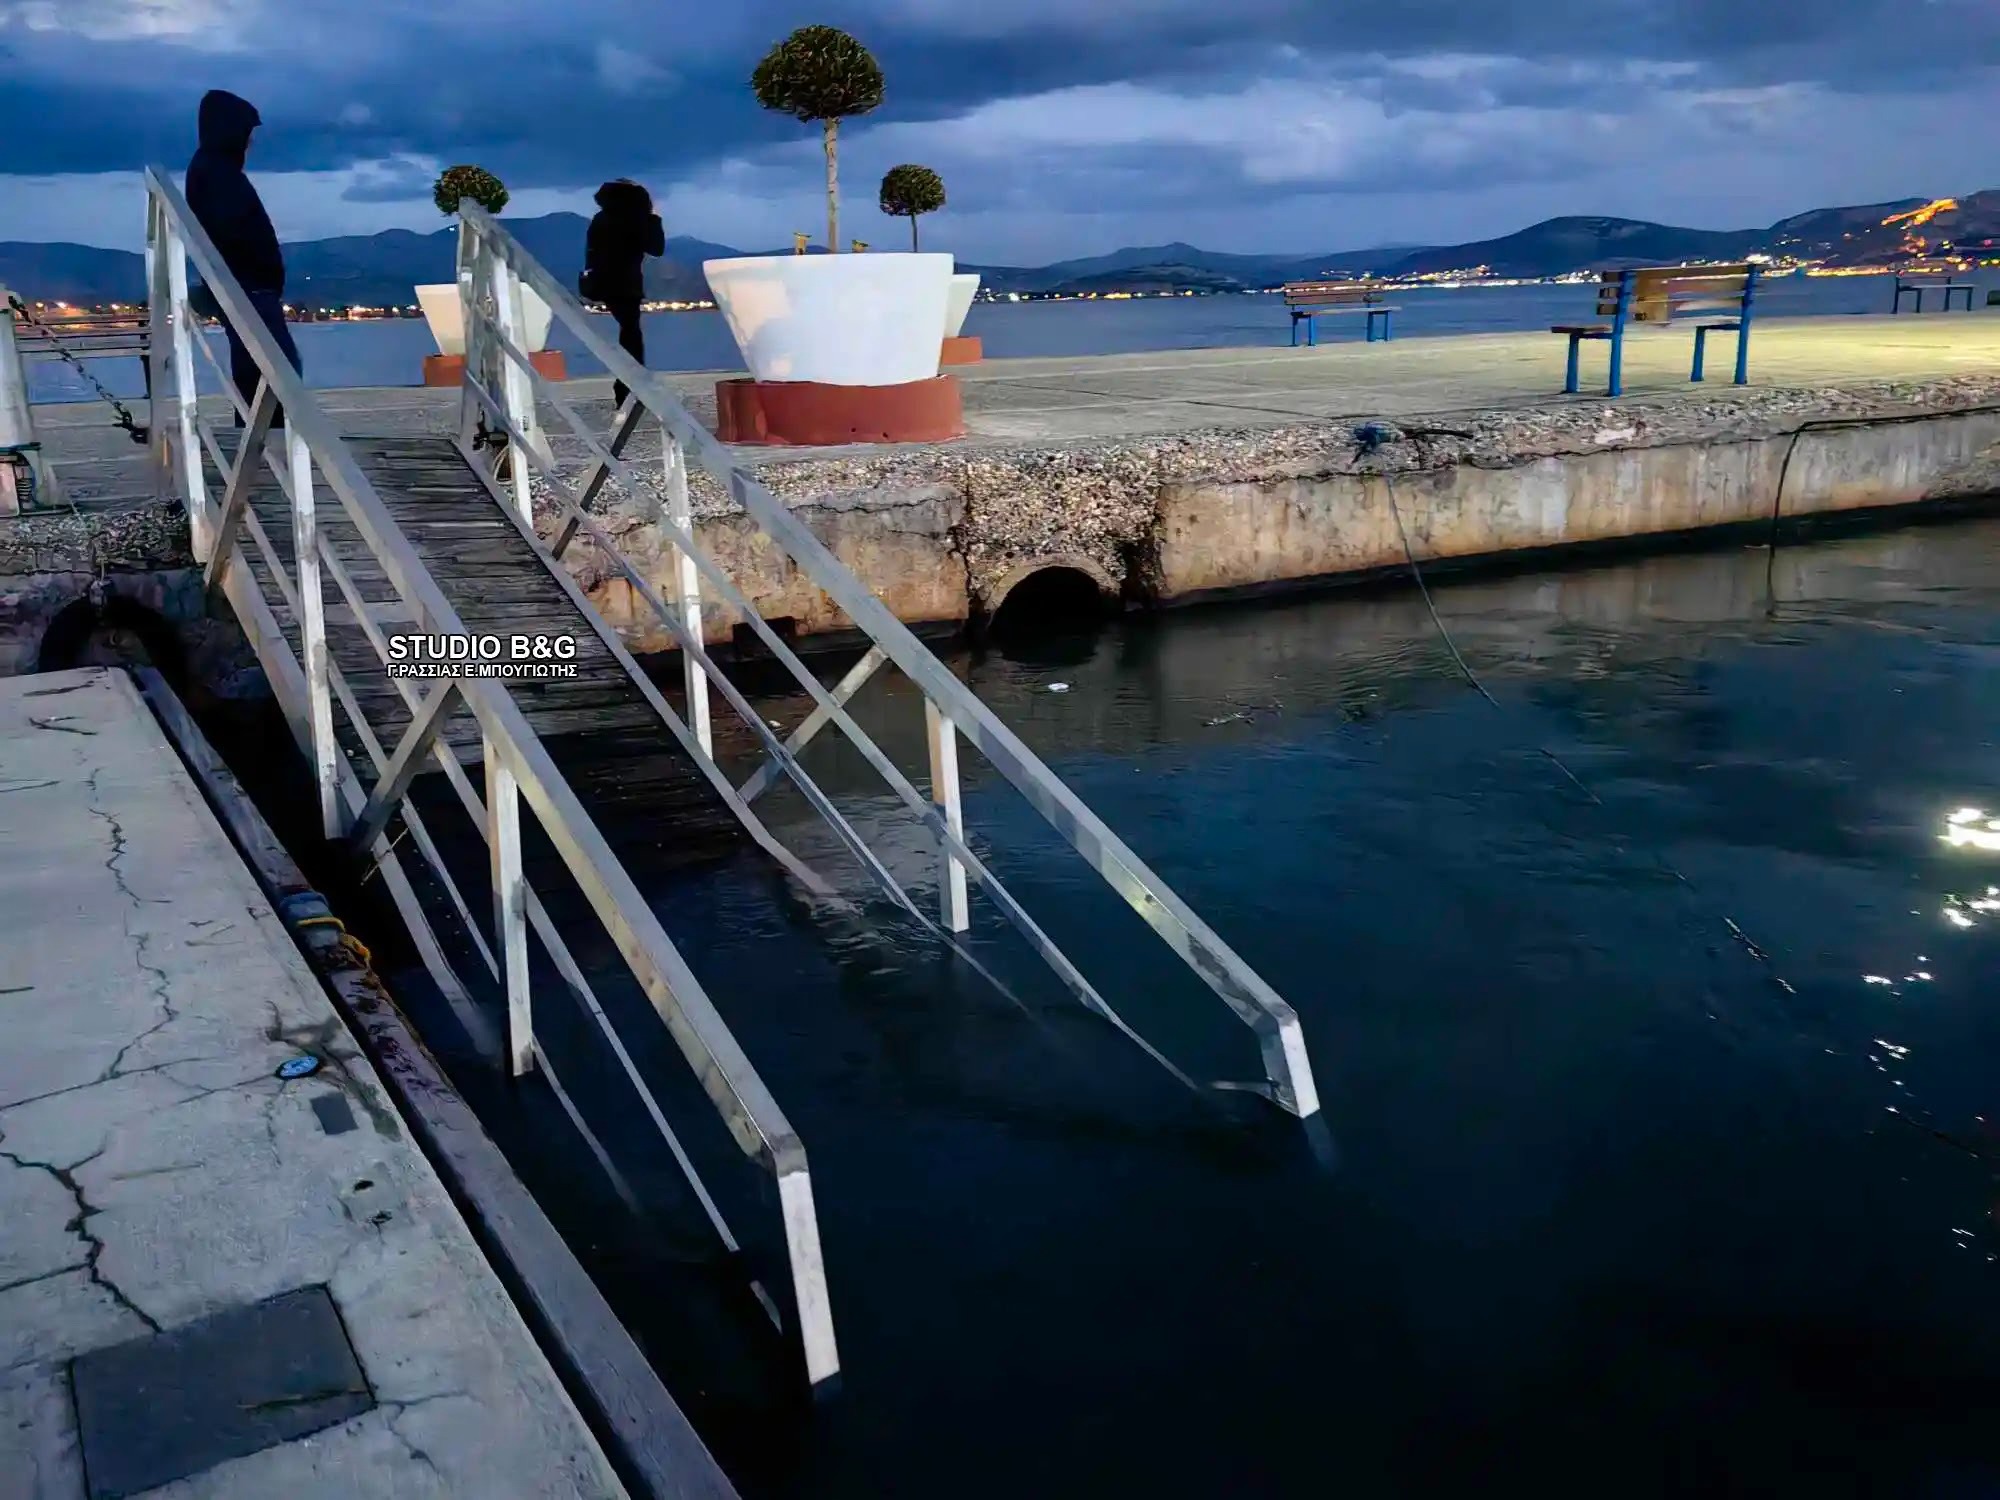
[140,164,1321,1392]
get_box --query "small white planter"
[704,253,954,385]
[416,284,465,356]
[945,273,980,338]
[416,282,553,358]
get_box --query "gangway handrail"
[141,165,841,1388]
[453,202,1320,1120]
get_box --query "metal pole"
[778,1167,840,1389]
[146,200,172,504]
[661,427,711,756]
[924,700,970,932]
[487,254,537,524]
[455,221,483,456]
[164,224,207,553]
[288,428,340,837]
[0,286,59,515]
[485,737,534,1077]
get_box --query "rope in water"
[1359,421,1803,1001]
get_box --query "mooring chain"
[5,293,150,444]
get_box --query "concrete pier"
[13,309,2000,663]
[0,669,630,1497]
[601,312,2000,642]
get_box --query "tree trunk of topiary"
[909,214,919,252]
[823,120,840,253]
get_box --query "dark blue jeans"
[227,287,301,427]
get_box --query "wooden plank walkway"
[222,431,748,866]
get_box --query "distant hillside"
[1050,263,1253,295]
[282,214,737,306]
[0,241,146,304]
[1765,190,2000,264]
[1381,216,1762,278]
[987,241,1429,294]
[6,191,1996,309]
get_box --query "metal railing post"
[287,428,341,837]
[0,290,41,517]
[777,1167,840,1387]
[163,221,207,552]
[661,426,711,755]
[487,252,537,525]
[924,700,970,932]
[145,198,172,504]
[485,737,534,1077]
[455,222,483,455]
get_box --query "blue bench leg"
[1608,326,1625,398]
[1691,326,1707,383]
[1564,334,1582,395]
[1290,315,1300,347]
[1733,327,1750,386]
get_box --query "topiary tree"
[751,25,883,253]
[878,164,945,251]
[433,165,509,217]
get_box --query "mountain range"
[5,192,1996,310]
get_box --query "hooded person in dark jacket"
[185,90,300,426]
[581,180,664,408]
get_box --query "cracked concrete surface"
[0,669,627,1498]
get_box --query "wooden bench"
[1892,263,1975,314]
[8,303,154,399]
[1551,262,1760,398]
[1283,281,1399,345]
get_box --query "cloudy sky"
[2,0,1995,263]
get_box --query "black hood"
[594,179,653,216]
[197,90,261,164]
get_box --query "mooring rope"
[1360,422,1805,1002]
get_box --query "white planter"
[416,282,553,358]
[704,253,954,385]
[416,284,465,357]
[945,273,980,338]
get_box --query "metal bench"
[1552,262,1760,398]
[1892,263,1975,313]
[1283,280,1399,345]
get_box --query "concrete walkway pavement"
[934,308,2000,445]
[0,669,628,1498]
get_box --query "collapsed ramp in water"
[140,165,1321,1392]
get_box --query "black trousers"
[607,299,645,407]
[227,287,301,429]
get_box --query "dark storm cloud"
[1,0,1993,188]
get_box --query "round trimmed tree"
[879,164,945,251]
[751,25,884,253]
[432,165,509,217]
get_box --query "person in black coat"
[185,89,301,427]
[581,180,664,408]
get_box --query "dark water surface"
[580,518,2000,1499]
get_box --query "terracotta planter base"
[423,351,567,388]
[714,376,964,446]
[940,336,983,366]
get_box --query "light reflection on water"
[1943,806,2000,850]
[598,517,2000,1497]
